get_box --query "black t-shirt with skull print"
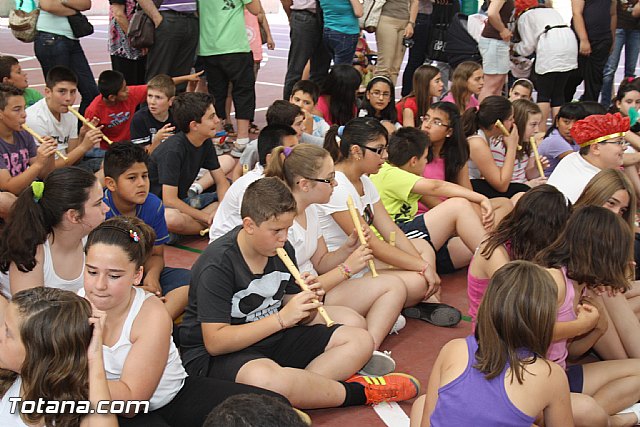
[179,226,300,366]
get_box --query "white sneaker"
[389,314,406,335]
[188,182,203,198]
[358,350,396,377]
[618,403,640,425]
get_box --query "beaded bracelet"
[338,263,353,279]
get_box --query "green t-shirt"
[198,0,252,56]
[24,88,43,108]
[370,162,422,223]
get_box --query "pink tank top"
[467,242,512,331]
[546,267,576,370]
[417,157,447,215]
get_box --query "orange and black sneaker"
[346,373,420,405]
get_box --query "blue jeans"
[34,31,99,114]
[401,13,432,96]
[323,28,359,66]
[600,28,640,106]
[283,10,331,99]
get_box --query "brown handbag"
[128,0,164,49]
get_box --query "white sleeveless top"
[0,377,28,427]
[288,205,321,276]
[42,237,87,293]
[0,236,87,297]
[81,287,187,411]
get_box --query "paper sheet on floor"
[373,401,410,427]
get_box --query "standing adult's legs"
[401,13,431,96]
[146,13,198,91]
[283,10,323,100]
[581,38,613,102]
[34,32,98,114]
[600,29,625,107]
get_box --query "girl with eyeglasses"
[358,76,398,134]
[264,143,406,375]
[319,118,462,327]
[370,127,493,276]
[419,101,513,223]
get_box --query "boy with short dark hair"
[0,84,58,216]
[290,79,330,138]
[148,92,230,237]
[0,55,43,108]
[26,66,103,169]
[130,74,176,153]
[85,69,202,149]
[209,124,298,241]
[103,141,190,319]
[235,100,322,179]
[180,176,420,409]
[0,84,57,189]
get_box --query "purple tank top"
[430,336,536,427]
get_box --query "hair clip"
[338,125,345,137]
[283,146,293,158]
[628,77,635,83]
[31,181,44,203]
[129,230,139,243]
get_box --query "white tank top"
[42,237,86,293]
[101,287,187,410]
[0,377,28,427]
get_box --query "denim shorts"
[182,192,217,209]
[478,36,510,75]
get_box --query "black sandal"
[402,302,461,327]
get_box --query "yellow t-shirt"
[370,162,422,223]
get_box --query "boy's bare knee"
[237,360,291,396]
[332,326,374,355]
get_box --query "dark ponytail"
[461,96,513,137]
[0,167,96,273]
[323,118,388,163]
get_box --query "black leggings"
[471,179,530,199]
[117,376,285,427]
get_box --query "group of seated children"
[4,42,640,426]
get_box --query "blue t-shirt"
[318,0,360,35]
[103,189,170,246]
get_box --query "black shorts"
[186,324,341,382]
[471,179,530,199]
[535,71,570,107]
[199,52,256,120]
[397,215,456,274]
[566,364,584,393]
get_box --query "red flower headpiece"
[570,113,629,148]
